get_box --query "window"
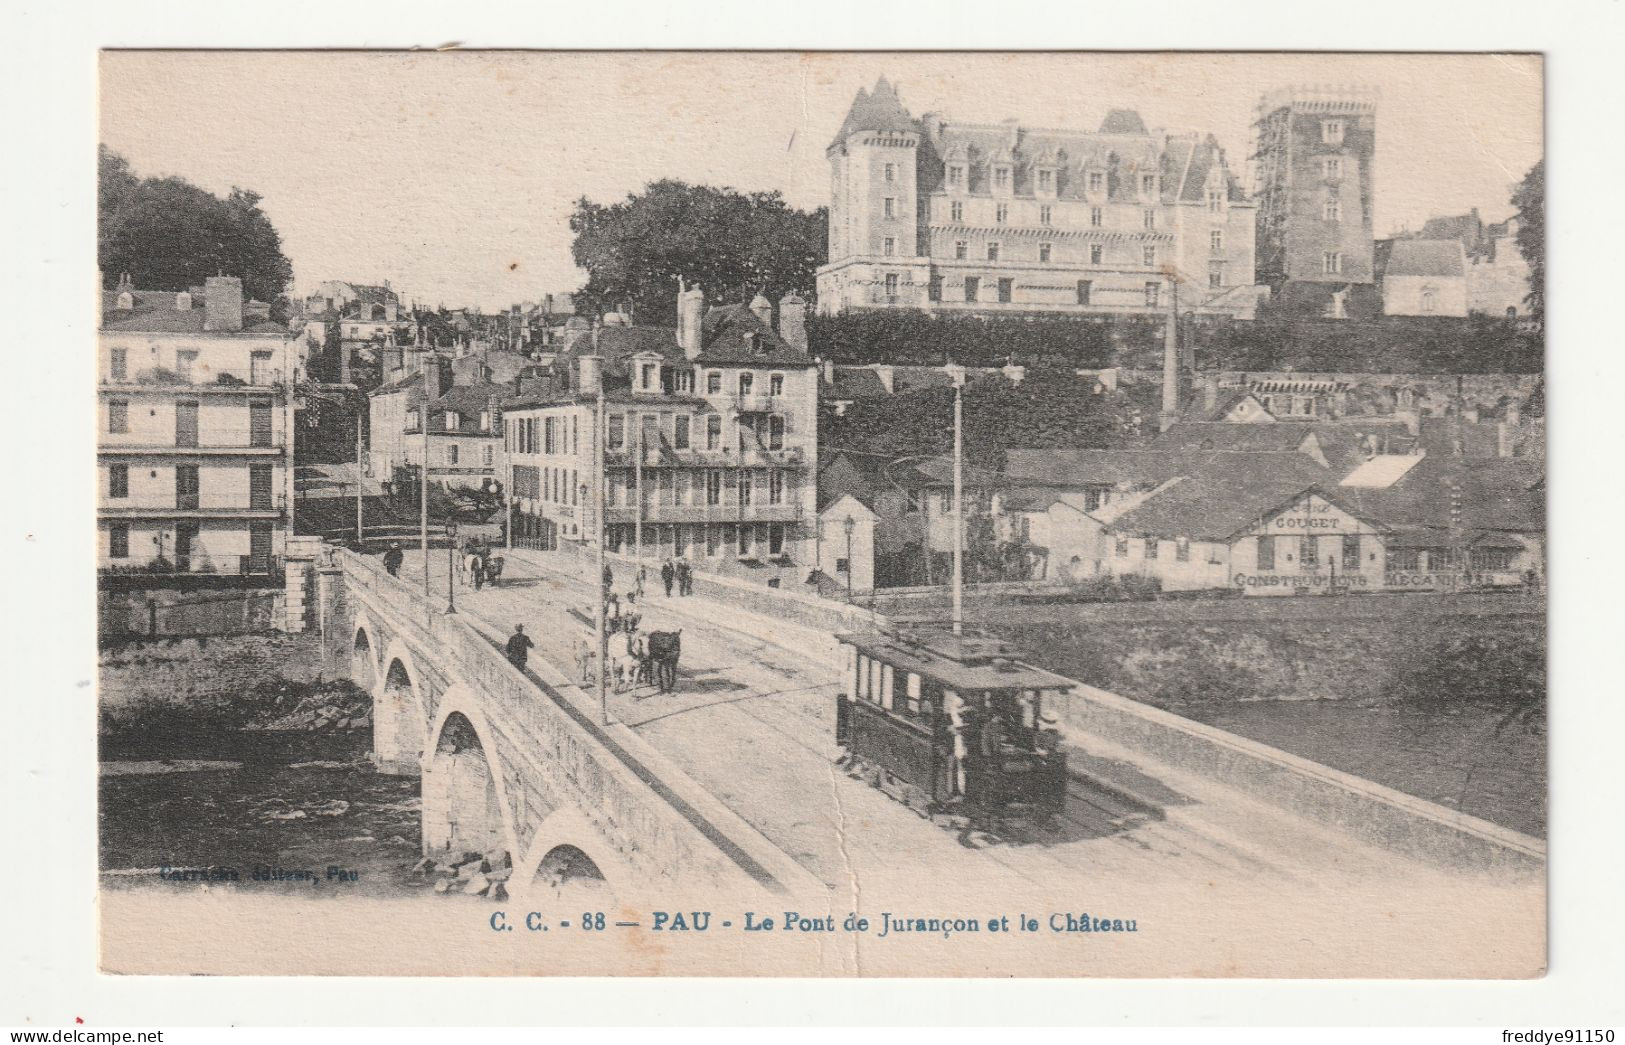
[674,415,691,449]
[947,165,964,188]
[884,273,899,298]
[1090,206,1103,227]
[883,237,895,257]
[964,276,980,303]
[1143,246,1157,267]
[883,197,896,220]
[1145,538,1159,560]
[884,163,896,183]
[1321,119,1345,144]
[987,242,1000,262]
[1143,209,1157,230]
[1324,199,1342,222]
[250,400,272,447]
[769,470,784,505]
[109,348,127,382]
[705,471,722,505]
[1038,169,1053,191]
[995,203,1008,224]
[1141,174,1156,195]
[1090,244,1104,265]
[1145,283,1161,308]
[737,471,752,506]
[706,371,722,395]
[250,350,273,385]
[607,414,625,450]
[108,400,128,434]
[108,464,128,499]
[994,166,1010,189]
[175,464,199,510]
[1420,288,1437,313]
[446,443,459,466]
[769,524,785,556]
[705,415,722,450]
[1210,229,1224,253]
[1208,190,1224,213]
[1323,156,1342,179]
[1342,535,1361,570]
[1323,252,1343,275]
[1115,537,1129,557]
[250,463,273,508]
[1076,280,1092,306]
[175,401,198,448]
[767,373,784,397]
[640,363,656,390]
[1209,263,1226,289]
[928,274,942,302]
[479,410,491,431]
[1088,171,1104,193]
[954,240,968,259]
[444,411,460,432]
[108,523,129,559]
[768,414,786,449]
[175,350,198,382]
[1176,538,1190,562]
[738,372,754,396]
[1039,205,1052,226]
[950,201,963,222]
[1299,536,1319,567]
[1257,535,1275,570]
[1039,243,1052,263]
[997,278,1013,303]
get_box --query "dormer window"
[1208,190,1225,213]
[947,164,965,189]
[479,410,491,431]
[640,362,658,391]
[116,291,133,310]
[406,408,421,433]
[1087,171,1104,194]
[1141,174,1157,196]
[993,166,1010,190]
[1037,169,1054,192]
[444,411,460,432]
[175,291,192,311]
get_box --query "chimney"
[419,353,450,399]
[204,276,244,332]
[678,282,705,360]
[778,293,808,354]
[749,293,774,329]
[385,300,398,322]
[821,357,835,385]
[870,365,895,394]
[578,354,603,395]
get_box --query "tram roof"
[836,631,1075,693]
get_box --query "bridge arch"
[373,639,429,776]
[350,618,379,693]
[510,808,641,907]
[421,690,523,865]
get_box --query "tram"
[834,629,1072,820]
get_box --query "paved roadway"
[388,547,1496,907]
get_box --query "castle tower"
[1251,85,1379,316]
[816,78,926,314]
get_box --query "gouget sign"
[1253,494,1379,537]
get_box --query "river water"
[99,725,429,898]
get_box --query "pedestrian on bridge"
[383,542,403,577]
[505,624,535,672]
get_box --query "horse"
[646,630,682,693]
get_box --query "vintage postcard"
[95,50,1546,978]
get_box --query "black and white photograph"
[82,48,1551,980]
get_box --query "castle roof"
[829,77,918,148]
[1100,108,1148,134]
[1386,240,1467,279]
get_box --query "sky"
[100,51,1542,311]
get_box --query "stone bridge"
[314,548,818,907]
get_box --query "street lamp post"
[843,515,855,599]
[945,364,968,636]
[445,519,458,614]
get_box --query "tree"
[569,180,825,324]
[98,146,293,304]
[1510,160,1544,330]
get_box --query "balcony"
[98,444,284,457]
[603,502,802,525]
[732,394,778,414]
[608,445,808,470]
[101,368,288,394]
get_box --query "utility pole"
[421,395,430,598]
[633,412,643,570]
[355,403,365,546]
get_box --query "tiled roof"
[1106,456,1345,541]
[822,368,891,400]
[693,305,815,367]
[426,382,507,435]
[1003,448,1325,488]
[100,287,289,335]
[1099,108,1148,135]
[1152,422,1308,452]
[1386,240,1467,279]
[829,77,918,147]
[1334,455,1544,535]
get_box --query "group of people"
[660,558,695,598]
[378,538,504,591]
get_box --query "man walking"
[677,559,692,596]
[505,623,535,671]
[661,558,676,598]
[383,542,404,578]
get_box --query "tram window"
[905,672,922,715]
[846,648,860,700]
[869,659,882,705]
[855,655,869,700]
[880,665,895,710]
